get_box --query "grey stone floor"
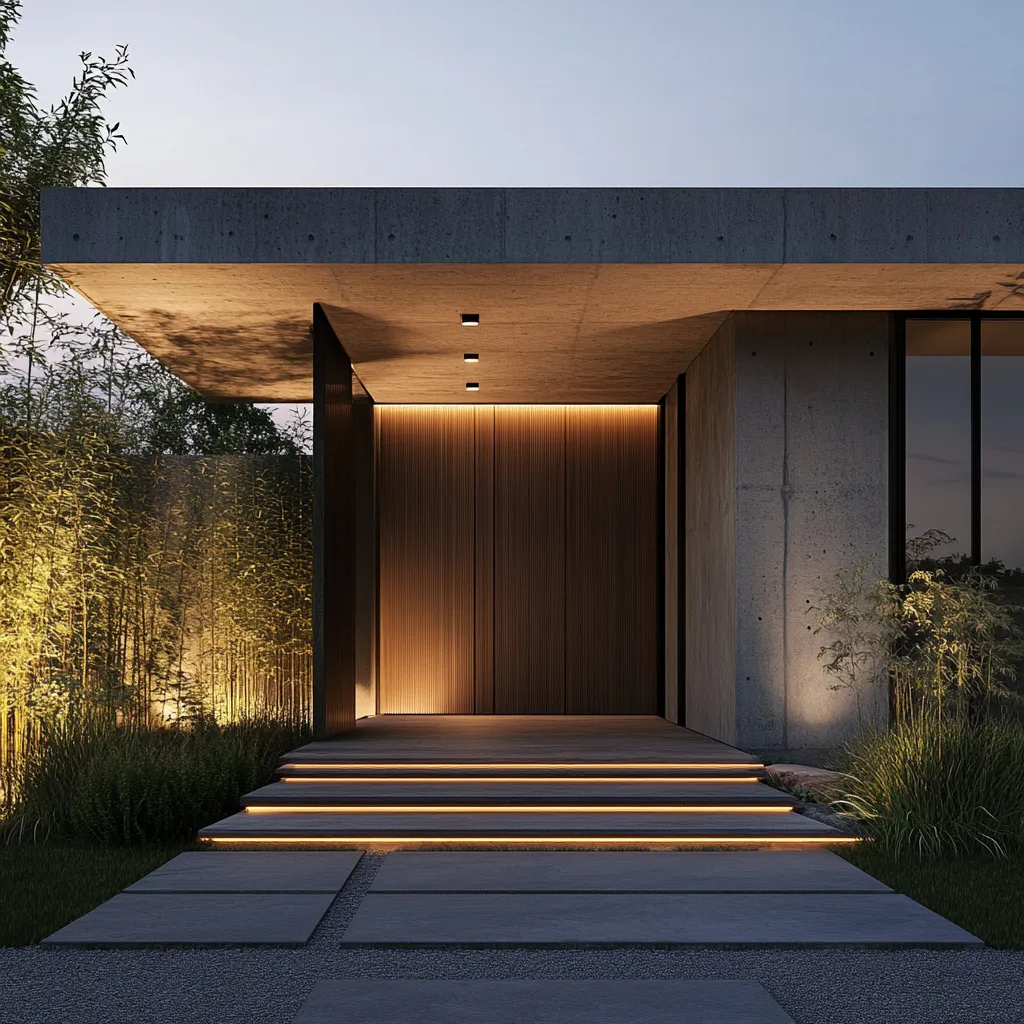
[2,854,1022,1024]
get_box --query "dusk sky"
[15,1,1024,566]
[12,1,1024,188]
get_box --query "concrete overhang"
[41,188,1024,403]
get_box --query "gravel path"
[1,853,1021,1024]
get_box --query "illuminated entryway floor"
[199,717,852,847]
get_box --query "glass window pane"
[905,320,971,568]
[982,321,1024,574]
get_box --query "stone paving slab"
[340,892,982,946]
[42,892,336,947]
[370,850,891,892]
[290,979,795,1023]
[124,851,362,893]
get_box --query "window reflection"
[905,319,971,567]
[982,321,1024,576]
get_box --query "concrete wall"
[684,320,737,745]
[732,312,890,761]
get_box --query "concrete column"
[732,311,890,761]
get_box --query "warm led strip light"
[280,762,763,771]
[244,805,795,814]
[205,836,859,845]
[279,776,764,784]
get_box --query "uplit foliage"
[812,541,1024,858]
[813,543,1024,727]
[0,0,133,323]
[0,307,313,781]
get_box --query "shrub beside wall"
[815,556,1024,859]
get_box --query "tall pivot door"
[377,405,659,714]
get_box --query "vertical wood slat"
[377,407,475,713]
[474,407,495,713]
[663,380,681,723]
[565,406,660,714]
[493,407,566,714]
[352,396,377,719]
[312,303,356,737]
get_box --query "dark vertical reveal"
[971,315,982,566]
[474,407,496,713]
[312,303,356,738]
[888,315,907,586]
[565,407,659,714]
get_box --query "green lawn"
[0,842,196,946]
[839,845,1024,948]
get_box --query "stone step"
[199,809,848,844]
[243,779,797,809]
[290,980,796,1024]
[275,764,766,780]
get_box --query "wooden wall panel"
[474,408,495,713]
[663,380,681,724]
[378,405,660,716]
[566,407,659,714]
[493,407,566,714]
[352,397,377,720]
[685,319,737,744]
[377,407,476,713]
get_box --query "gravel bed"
[0,851,1021,1024]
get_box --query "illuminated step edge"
[275,775,766,783]
[242,782,797,809]
[243,805,798,814]
[198,810,845,842]
[278,762,765,771]
[203,836,859,847]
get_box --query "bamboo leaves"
[0,308,312,786]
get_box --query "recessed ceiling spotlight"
[461,313,480,326]
[464,353,479,363]
[466,382,480,391]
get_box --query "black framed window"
[893,312,1024,582]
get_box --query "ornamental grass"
[1,712,309,844]
[835,714,1024,860]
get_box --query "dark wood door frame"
[312,303,358,737]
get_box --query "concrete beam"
[42,187,1024,265]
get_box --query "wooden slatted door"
[376,405,658,714]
